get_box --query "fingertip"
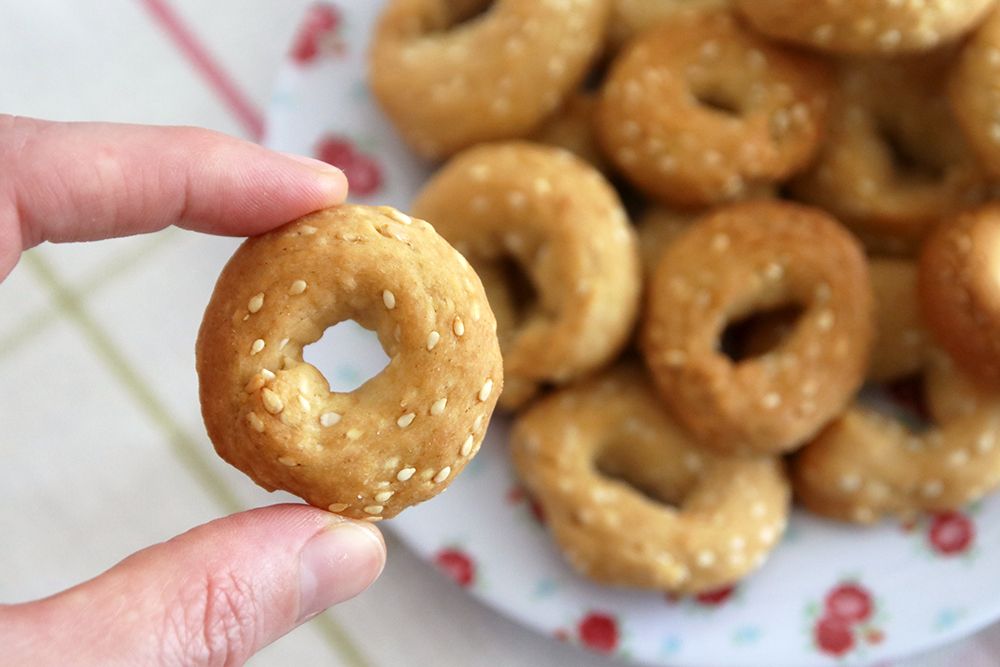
[298,519,386,621]
[279,152,350,206]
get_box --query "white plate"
[264,4,1000,665]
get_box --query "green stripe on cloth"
[25,252,373,667]
[1,232,176,361]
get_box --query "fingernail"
[281,151,344,176]
[298,521,385,622]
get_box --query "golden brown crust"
[793,351,1000,524]
[529,92,608,173]
[635,207,699,279]
[868,259,929,383]
[368,0,610,159]
[412,142,641,410]
[608,0,731,49]
[792,52,989,251]
[510,365,790,594]
[736,0,997,55]
[642,200,874,455]
[951,8,1000,178]
[596,8,832,207]
[919,204,1000,386]
[196,205,503,521]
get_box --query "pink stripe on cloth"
[139,0,265,139]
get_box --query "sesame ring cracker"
[595,8,832,207]
[196,205,503,521]
[510,365,790,594]
[736,0,996,55]
[919,204,1000,387]
[950,7,1000,178]
[412,142,641,411]
[792,53,989,252]
[530,92,608,174]
[368,0,611,160]
[793,350,1000,524]
[642,201,874,456]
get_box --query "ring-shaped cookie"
[369,0,610,159]
[511,365,790,594]
[196,205,503,521]
[412,142,641,410]
[793,348,1000,524]
[919,204,1000,386]
[608,0,731,49]
[596,8,832,206]
[736,0,996,55]
[951,8,1000,178]
[792,53,989,250]
[642,200,874,455]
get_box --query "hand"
[0,116,386,665]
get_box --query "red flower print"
[434,548,475,587]
[529,497,546,524]
[929,511,974,555]
[695,584,736,606]
[814,615,854,657]
[291,3,344,64]
[506,485,526,504]
[578,612,618,654]
[315,135,384,197]
[824,583,873,623]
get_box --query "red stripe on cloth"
[139,0,265,140]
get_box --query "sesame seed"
[751,501,766,518]
[921,480,943,498]
[431,398,448,415]
[663,349,687,367]
[432,467,452,484]
[319,412,341,427]
[298,395,311,411]
[761,393,781,409]
[427,331,441,350]
[262,389,284,414]
[289,280,307,295]
[840,473,862,493]
[813,24,834,43]
[730,536,745,551]
[764,262,784,280]
[473,414,484,430]
[711,233,730,252]
[278,337,290,350]
[346,428,362,440]
[375,491,394,503]
[460,434,475,457]
[260,369,275,381]
[853,507,875,523]
[696,550,716,568]
[479,379,494,401]
[363,505,384,515]
[453,317,465,337]
[250,339,265,355]
[363,516,382,523]
[397,467,416,481]
[245,374,266,393]
[977,431,996,453]
[327,502,348,512]
[817,310,834,331]
[248,293,264,313]
[397,412,416,428]
[278,456,297,467]
[246,412,265,432]
[471,302,481,321]
[508,191,526,209]
[948,450,970,467]
[387,209,412,225]
[657,155,677,173]
[383,290,396,310]
[759,526,776,544]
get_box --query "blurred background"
[1,1,999,666]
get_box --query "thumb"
[1,504,385,667]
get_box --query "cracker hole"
[594,449,687,509]
[303,321,390,392]
[720,304,804,362]
[446,0,494,28]
[862,374,932,433]
[879,122,946,183]
[694,87,743,117]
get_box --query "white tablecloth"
[1,2,998,665]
